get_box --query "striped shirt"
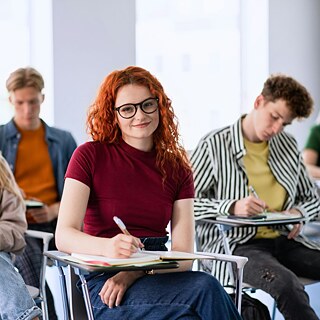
[190,117,320,285]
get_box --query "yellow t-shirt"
[14,124,58,205]
[243,138,287,239]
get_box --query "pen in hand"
[113,216,142,251]
[249,185,267,213]
[113,216,131,235]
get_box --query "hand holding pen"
[231,186,267,216]
[249,185,267,214]
[113,216,144,252]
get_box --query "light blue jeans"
[0,252,42,320]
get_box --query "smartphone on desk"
[25,200,44,209]
[228,214,267,220]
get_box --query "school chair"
[45,248,247,319]
[24,230,54,320]
[195,219,320,320]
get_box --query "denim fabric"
[84,238,240,320]
[234,235,320,320]
[0,119,77,199]
[14,237,57,320]
[88,271,241,320]
[0,252,42,320]
[0,119,77,320]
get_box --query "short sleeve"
[65,142,95,188]
[176,167,195,200]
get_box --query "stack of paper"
[62,250,214,267]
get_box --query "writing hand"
[99,271,144,308]
[232,196,267,217]
[103,234,143,259]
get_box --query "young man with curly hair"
[191,74,320,319]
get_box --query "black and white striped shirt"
[190,117,320,285]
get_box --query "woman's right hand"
[103,234,144,258]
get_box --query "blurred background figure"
[0,153,42,320]
[0,67,77,319]
[303,120,320,180]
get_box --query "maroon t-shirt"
[65,139,194,238]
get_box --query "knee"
[0,252,13,269]
[190,271,225,294]
[261,267,304,297]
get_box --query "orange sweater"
[15,124,58,205]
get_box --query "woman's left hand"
[99,271,144,308]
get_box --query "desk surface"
[204,214,305,227]
[45,250,180,273]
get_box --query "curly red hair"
[87,66,190,179]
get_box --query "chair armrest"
[25,230,54,245]
[24,230,54,319]
[195,251,248,269]
[25,230,54,254]
[195,251,247,313]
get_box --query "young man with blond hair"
[0,67,77,319]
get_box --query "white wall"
[269,0,320,149]
[50,1,320,148]
[51,0,136,144]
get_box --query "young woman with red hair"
[56,66,240,319]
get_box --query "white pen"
[249,185,266,213]
[249,185,259,199]
[113,216,131,236]
[113,216,142,251]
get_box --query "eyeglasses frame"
[114,97,159,119]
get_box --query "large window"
[0,0,53,125]
[136,0,268,150]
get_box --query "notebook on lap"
[216,211,304,226]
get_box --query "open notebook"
[216,211,304,225]
[61,251,215,267]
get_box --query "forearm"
[55,226,109,255]
[194,197,235,217]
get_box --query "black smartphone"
[25,200,44,209]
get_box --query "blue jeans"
[87,270,241,319]
[0,252,42,320]
[234,236,320,320]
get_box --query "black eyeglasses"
[114,97,159,119]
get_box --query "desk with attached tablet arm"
[44,251,179,320]
[45,249,248,319]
